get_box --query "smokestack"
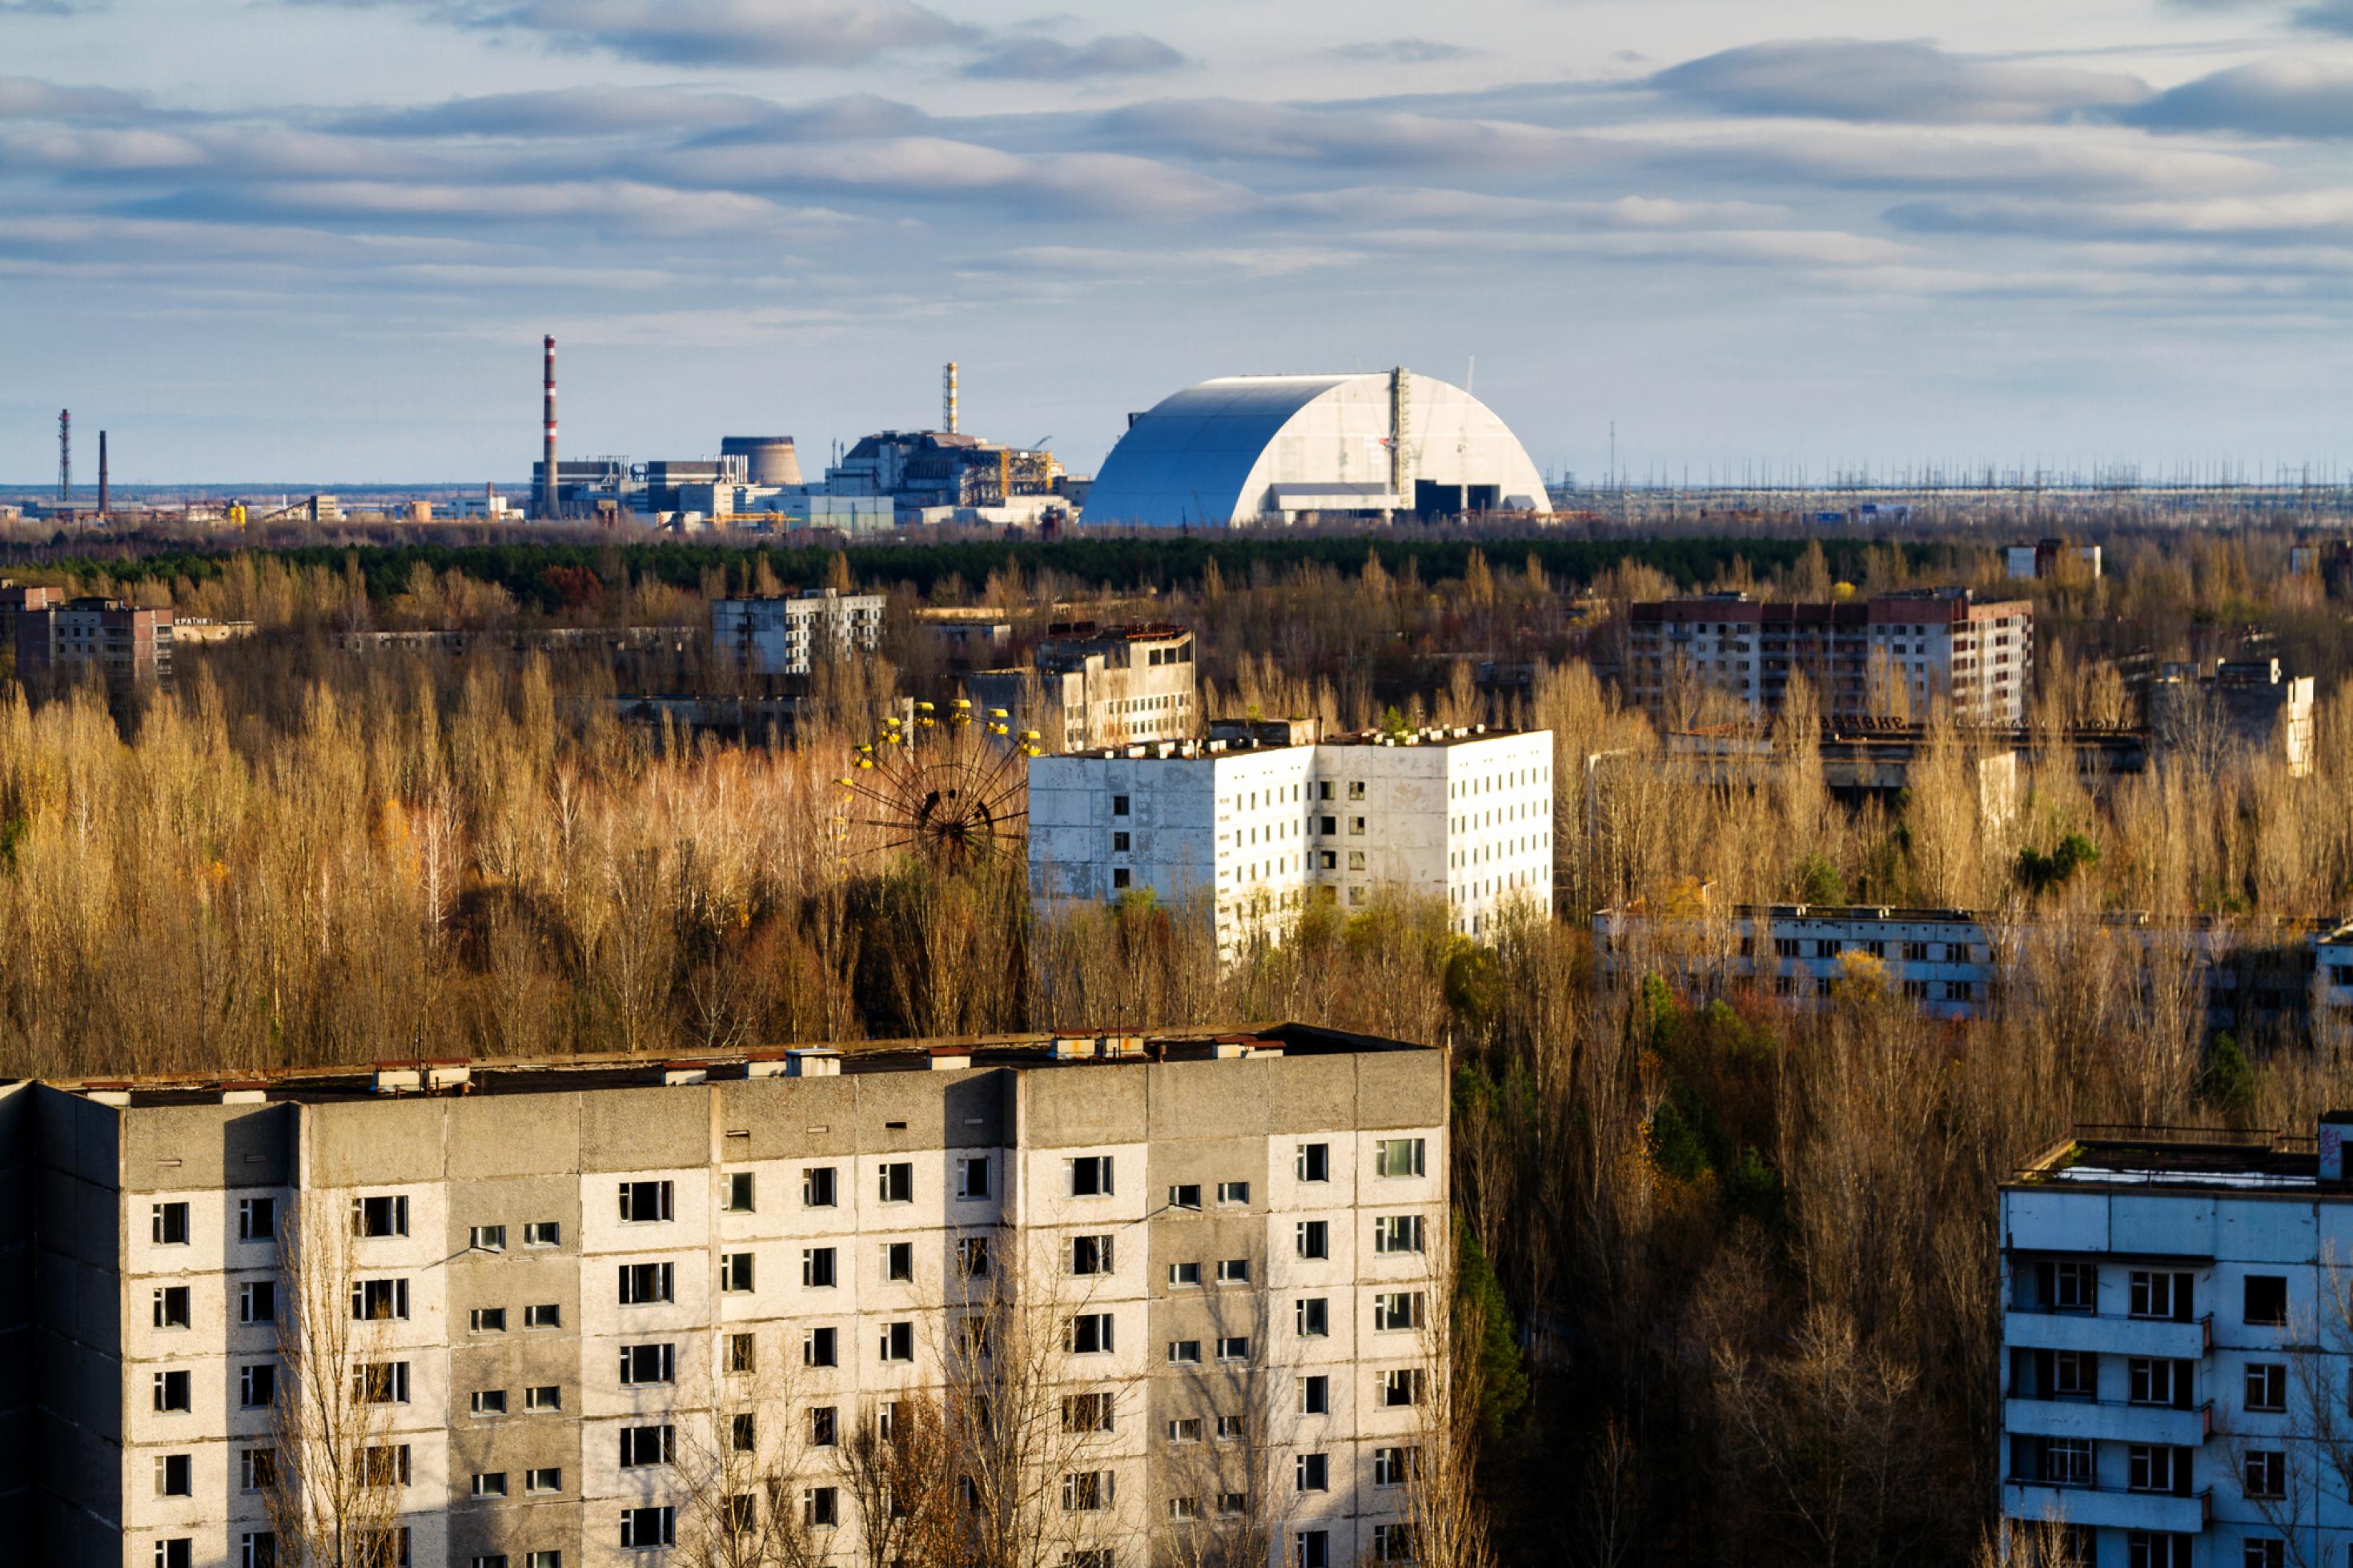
[539,334,557,520]
[98,431,108,517]
[943,361,958,435]
[58,409,69,503]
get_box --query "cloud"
[960,32,1186,80]
[657,135,1246,219]
[1651,38,2150,124]
[0,76,147,120]
[2122,60,2353,137]
[1634,122,2278,196]
[299,0,977,66]
[2173,0,2353,33]
[1327,39,1471,65]
[1099,97,1593,168]
[334,86,788,138]
[1885,190,2353,241]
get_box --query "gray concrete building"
[969,624,1198,754]
[2148,657,2315,778]
[711,589,886,679]
[6,1025,1448,1568]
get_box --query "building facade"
[2149,659,2316,779]
[711,590,885,678]
[1625,588,2033,725]
[10,1025,1448,1568]
[1028,722,1553,949]
[2000,1121,2353,1567]
[970,624,1198,753]
[14,596,174,694]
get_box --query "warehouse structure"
[1082,371,1548,527]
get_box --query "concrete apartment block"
[968,624,1198,753]
[19,1025,1447,1568]
[710,590,885,678]
[1029,721,1553,951]
[1999,1122,2353,1566]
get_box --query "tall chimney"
[98,431,108,517]
[539,334,557,520]
[57,409,69,503]
[943,361,958,435]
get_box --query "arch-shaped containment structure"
[1081,371,1548,527]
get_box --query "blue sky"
[2,0,2351,484]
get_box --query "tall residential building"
[2149,658,2316,779]
[1625,587,2032,724]
[14,596,174,695]
[1999,1119,2353,1568]
[970,624,1197,753]
[9,1025,1448,1568]
[1028,720,1553,948]
[711,589,885,677]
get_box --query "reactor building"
[1080,369,1548,527]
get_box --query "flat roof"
[1041,726,1546,762]
[28,1022,1429,1110]
[2009,1131,2325,1193]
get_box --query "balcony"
[2005,1397,2211,1448]
[2002,1482,2208,1535]
[2004,1309,2211,1361]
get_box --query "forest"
[5,519,2352,1562]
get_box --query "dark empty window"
[2246,1276,2289,1327]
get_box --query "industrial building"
[1997,1117,2353,1568]
[2004,539,2102,581]
[14,597,174,696]
[1028,719,1554,951]
[1081,370,1549,527]
[2148,658,2315,778]
[1625,588,2034,725]
[968,623,1198,753]
[2,1025,1448,1568]
[711,590,885,678]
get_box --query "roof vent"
[427,1064,471,1093]
[929,1047,974,1071]
[372,1066,421,1093]
[658,1062,709,1086]
[220,1082,267,1105]
[85,1087,130,1107]
[784,1049,841,1078]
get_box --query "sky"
[2,0,2352,486]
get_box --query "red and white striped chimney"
[538,334,557,520]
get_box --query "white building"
[2000,1119,2353,1568]
[711,588,885,677]
[2005,540,2103,581]
[970,623,1198,752]
[1028,721,1554,950]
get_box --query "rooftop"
[2010,1127,2327,1193]
[26,1021,1424,1110]
[1045,724,1544,762]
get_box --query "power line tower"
[58,409,70,503]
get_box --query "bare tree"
[669,1350,826,1568]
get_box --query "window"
[1070,1234,1115,1275]
[524,1303,560,1329]
[1061,1471,1114,1512]
[1374,1446,1416,1486]
[1299,1375,1329,1414]
[357,1444,412,1488]
[885,1241,914,1282]
[1296,1297,1329,1337]
[620,1506,675,1549]
[803,1488,839,1527]
[1219,1492,1247,1518]
[1376,1139,1426,1178]
[1218,1258,1251,1285]
[155,1543,191,1568]
[468,1305,509,1334]
[1219,1335,1251,1361]
[243,1534,276,1568]
[152,1202,190,1245]
[1169,1261,1203,1288]
[878,1162,913,1204]
[151,1368,191,1413]
[471,1390,508,1417]
[880,1321,914,1361]
[1112,831,1131,853]
[153,1285,191,1329]
[1350,816,1366,836]
[1112,868,1131,890]
[804,1327,838,1367]
[240,1447,276,1492]
[1112,795,1130,816]
[1064,1392,1116,1433]
[1169,1183,1203,1210]
[1375,1215,1425,1255]
[2247,1362,2287,1412]
[1068,1313,1114,1354]
[1296,1453,1329,1493]
[620,1425,675,1469]
[2129,1358,2188,1409]
[1371,1523,1419,1563]
[960,1236,992,1278]
[2043,1438,2093,1486]
[355,1530,408,1568]
[1374,1292,1425,1332]
[1166,1417,1203,1444]
[2246,1275,2289,1327]
[958,1156,992,1199]
[2127,1444,2187,1494]
[2243,1542,2284,1568]
[2128,1270,2191,1322]
[528,1556,562,1568]
[472,1558,509,1568]
[618,1181,674,1223]
[1297,1533,1331,1568]
[472,1471,508,1498]
[722,1253,755,1293]
[524,1384,560,1412]
[803,1167,838,1208]
[619,1343,676,1386]
[1169,1497,1200,1521]
[355,1362,410,1405]
[1381,1369,1423,1407]
[1297,1142,1330,1181]
[470,1225,507,1252]
[352,1195,409,1237]
[155,1452,192,1497]
[1070,1157,1114,1197]
[1218,1181,1250,1206]
[525,1467,562,1494]
[524,1221,560,1248]
[1296,1221,1328,1260]
[351,1279,410,1321]
[732,1412,757,1453]
[729,1333,756,1374]
[808,1405,837,1447]
[619,1261,674,1305]
[723,1172,755,1213]
[238,1197,276,1242]
[2049,1350,2094,1398]
[1216,1414,1246,1442]
[2244,1450,2286,1498]
[1168,1339,1202,1365]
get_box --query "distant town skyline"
[3,0,2351,483]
